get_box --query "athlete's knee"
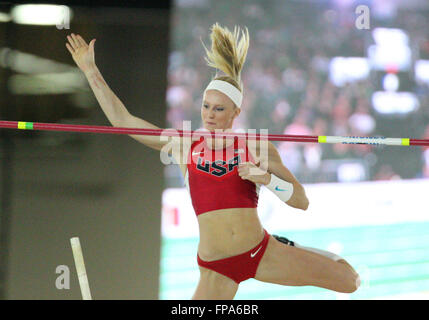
[348,273,361,293]
[335,259,360,293]
[342,270,360,293]
[355,274,361,290]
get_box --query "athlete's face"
[201,90,240,132]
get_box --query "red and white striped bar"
[0,120,429,146]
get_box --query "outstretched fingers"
[75,34,88,48]
[65,42,74,54]
[66,34,90,56]
[67,34,78,50]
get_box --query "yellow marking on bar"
[318,136,327,143]
[18,122,27,130]
[402,138,410,146]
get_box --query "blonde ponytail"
[201,23,249,92]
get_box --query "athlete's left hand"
[238,162,271,185]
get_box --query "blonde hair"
[201,22,250,93]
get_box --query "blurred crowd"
[166,0,429,184]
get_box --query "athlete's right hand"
[66,33,96,73]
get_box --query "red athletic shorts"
[197,229,270,284]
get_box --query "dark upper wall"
[1,6,169,299]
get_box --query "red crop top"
[184,136,260,216]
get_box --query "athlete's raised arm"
[65,33,171,151]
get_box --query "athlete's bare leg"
[192,266,239,300]
[254,236,360,293]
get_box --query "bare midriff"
[196,207,265,261]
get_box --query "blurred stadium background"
[160,0,429,299]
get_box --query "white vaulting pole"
[70,237,92,300]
